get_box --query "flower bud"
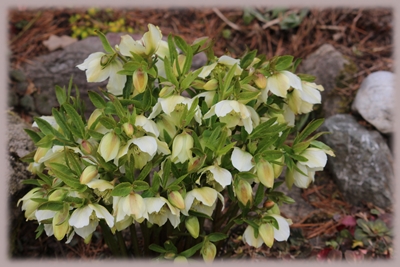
[80,165,99,184]
[256,159,274,188]
[171,131,194,164]
[203,79,218,91]
[173,54,186,76]
[258,223,274,248]
[34,147,50,163]
[254,73,267,89]
[185,216,200,239]
[80,140,95,155]
[122,122,134,137]
[48,189,67,202]
[201,241,217,263]
[191,79,206,89]
[164,252,176,260]
[174,256,188,263]
[159,85,175,98]
[133,69,148,94]
[235,179,253,206]
[98,132,121,162]
[188,155,206,173]
[263,200,275,209]
[87,109,103,130]
[273,156,284,178]
[52,207,69,241]
[168,190,185,210]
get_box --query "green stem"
[116,230,129,258]
[140,223,150,257]
[99,220,121,257]
[130,224,141,257]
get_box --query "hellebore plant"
[19,24,334,261]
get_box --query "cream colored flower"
[266,70,302,98]
[203,100,259,134]
[119,24,162,57]
[144,197,180,228]
[231,147,254,172]
[77,52,126,95]
[183,187,224,217]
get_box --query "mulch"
[8,7,393,260]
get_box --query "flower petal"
[231,147,254,172]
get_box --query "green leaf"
[63,103,86,139]
[35,134,54,148]
[188,210,213,220]
[183,96,199,127]
[263,215,279,229]
[180,68,202,91]
[122,75,133,99]
[21,179,42,186]
[179,242,204,258]
[208,233,228,242]
[292,141,311,154]
[24,129,43,144]
[99,116,117,129]
[294,118,325,144]
[136,162,153,181]
[48,163,86,191]
[149,244,167,253]
[111,182,132,197]
[162,159,172,188]
[37,201,65,211]
[254,183,265,206]
[274,55,293,71]
[36,172,54,185]
[240,50,257,69]
[132,180,150,192]
[222,63,238,96]
[52,108,73,141]
[111,96,126,119]
[163,56,179,88]
[174,35,189,54]
[249,117,277,139]
[64,149,82,176]
[33,117,56,136]
[94,30,114,54]
[88,91,107,108]
[167,173,189,190]
[55,85,67,105]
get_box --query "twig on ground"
[212,8,241,31]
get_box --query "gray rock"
[7,111,36,221]
[10,69,26,82]
[351,71,394,134]
[7,110,35,196]
[298,44,350,118]
[319,114,393,209]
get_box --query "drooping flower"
[183,187,224,217]
[77,52,126,95]
[265,70,302,98]
[292,148,328,188]
[203,100,259,134]
[198,165,232,191]
[144,197,181,228]
[242,214,290,248]
[171,131,194,164]
[148,95,202,126]
[69,204,114,239]
[98,131,121,162]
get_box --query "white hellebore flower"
[266,70,302,98]
[198,55,243,79]
[77,52,126,95]
[243,214,290,248]
[231,147,254,172]
[148,95,202,125]
[203,100,259,134]
[171,131,194,164]
[119,24,162,57]
[144,197,181,228]
[183,187,224,217]
[293,148,327,188]
[135,114,160,137]
[69,204,114,239]
[113,193,148,224]
[198,165,232,190]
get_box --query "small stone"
[8,90,19,107]
[15,81,28,95]
[351,71,394,134]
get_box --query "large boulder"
[351,71,394,134]
[319,114,393,209]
